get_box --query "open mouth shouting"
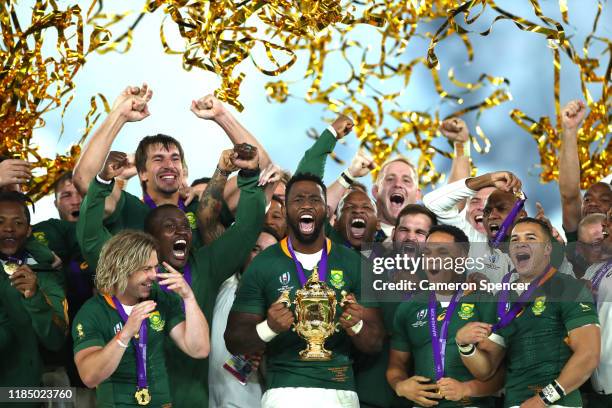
[512,248,532,271]
[487,222,501,238]
[389,192,406,213]
[157,171,179,188]
[299,213,315,235]
[349,217,366,240]
[172,239,188,261]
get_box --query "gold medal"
[135,388,151,406]
[4,262,18,276]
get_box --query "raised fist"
[331,114,354,139]
[440,117,469,143]
[99,151,130,182]
[111,84,153,122]
[190,95,227,121]
[561,100,586,131]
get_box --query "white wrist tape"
[256,320,278,342]
[350,320,364,334]
[454,140,471,158]
[337,174,351,189]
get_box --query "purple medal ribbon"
[591,260,612,300]
[143,193,186,212]
[429,290,463,381]
[490,195,526,248]
[112,296,148,394]
[492,266,552,332]
[68,260,91,300]
[287,238,328,286]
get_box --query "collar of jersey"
[280,237,332,259]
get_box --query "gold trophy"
[279,266,347,361]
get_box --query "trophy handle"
[277,290,291,308]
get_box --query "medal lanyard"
[493,265,555,332]
[429,290,463,381]
[287,238,328,286]
[143,193,186,212]
[111,296,148,393]
[490,194,526,249]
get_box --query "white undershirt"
[122,304,134,315]
[294,249,323,271]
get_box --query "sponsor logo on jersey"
[437,310,446,321]
[579,303,592,312]
[185,212,197,230]
[149,311,165,332]
[330,270,345,289]
[76,323,84,339]
[532,296,546,316]
[458,303,475,320]
[412,309,428,328]
[33,231,48,245]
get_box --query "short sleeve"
[390,304,411,352]
[561,284,599,332]
[72,306,105,354]
[231,257,267,316]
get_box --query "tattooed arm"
[197,149,239,245]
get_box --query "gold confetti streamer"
[0,0,112,201]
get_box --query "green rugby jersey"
[231,237,364,391]
[72,287,184,407]
[77,172,265,408]
[392,291,497,408]
[0,260,68,408]
[491,272,599,407]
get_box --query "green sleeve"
[76,178,114,272]
[22,270,68,351]
[24,235,56,266]
[154,285,185,334]
[295,129,337,177]
[390,303,411,352]
[72,304,106,354]
[561,284,599,332]
[203,172,266,289]
[0,306,12,351]
[231,256,267,316]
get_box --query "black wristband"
[341,171,354,186]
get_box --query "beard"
[287,215,325,245]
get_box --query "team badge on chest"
[532,296,546,316]
[149,311,165,332]
[330,270,345,289]
[458,303,475,320]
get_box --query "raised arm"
[72,84,152,196]
[76,152,128,270]
[440,117,471,185]
[196,149,238,245]
[208,156,266,286]
[558,100,586,233]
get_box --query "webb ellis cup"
[279,267,347,361]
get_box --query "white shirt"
[209,274,263,408]
[584,261,612,394]
[422,178,487,243]
[295,250,323,271]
